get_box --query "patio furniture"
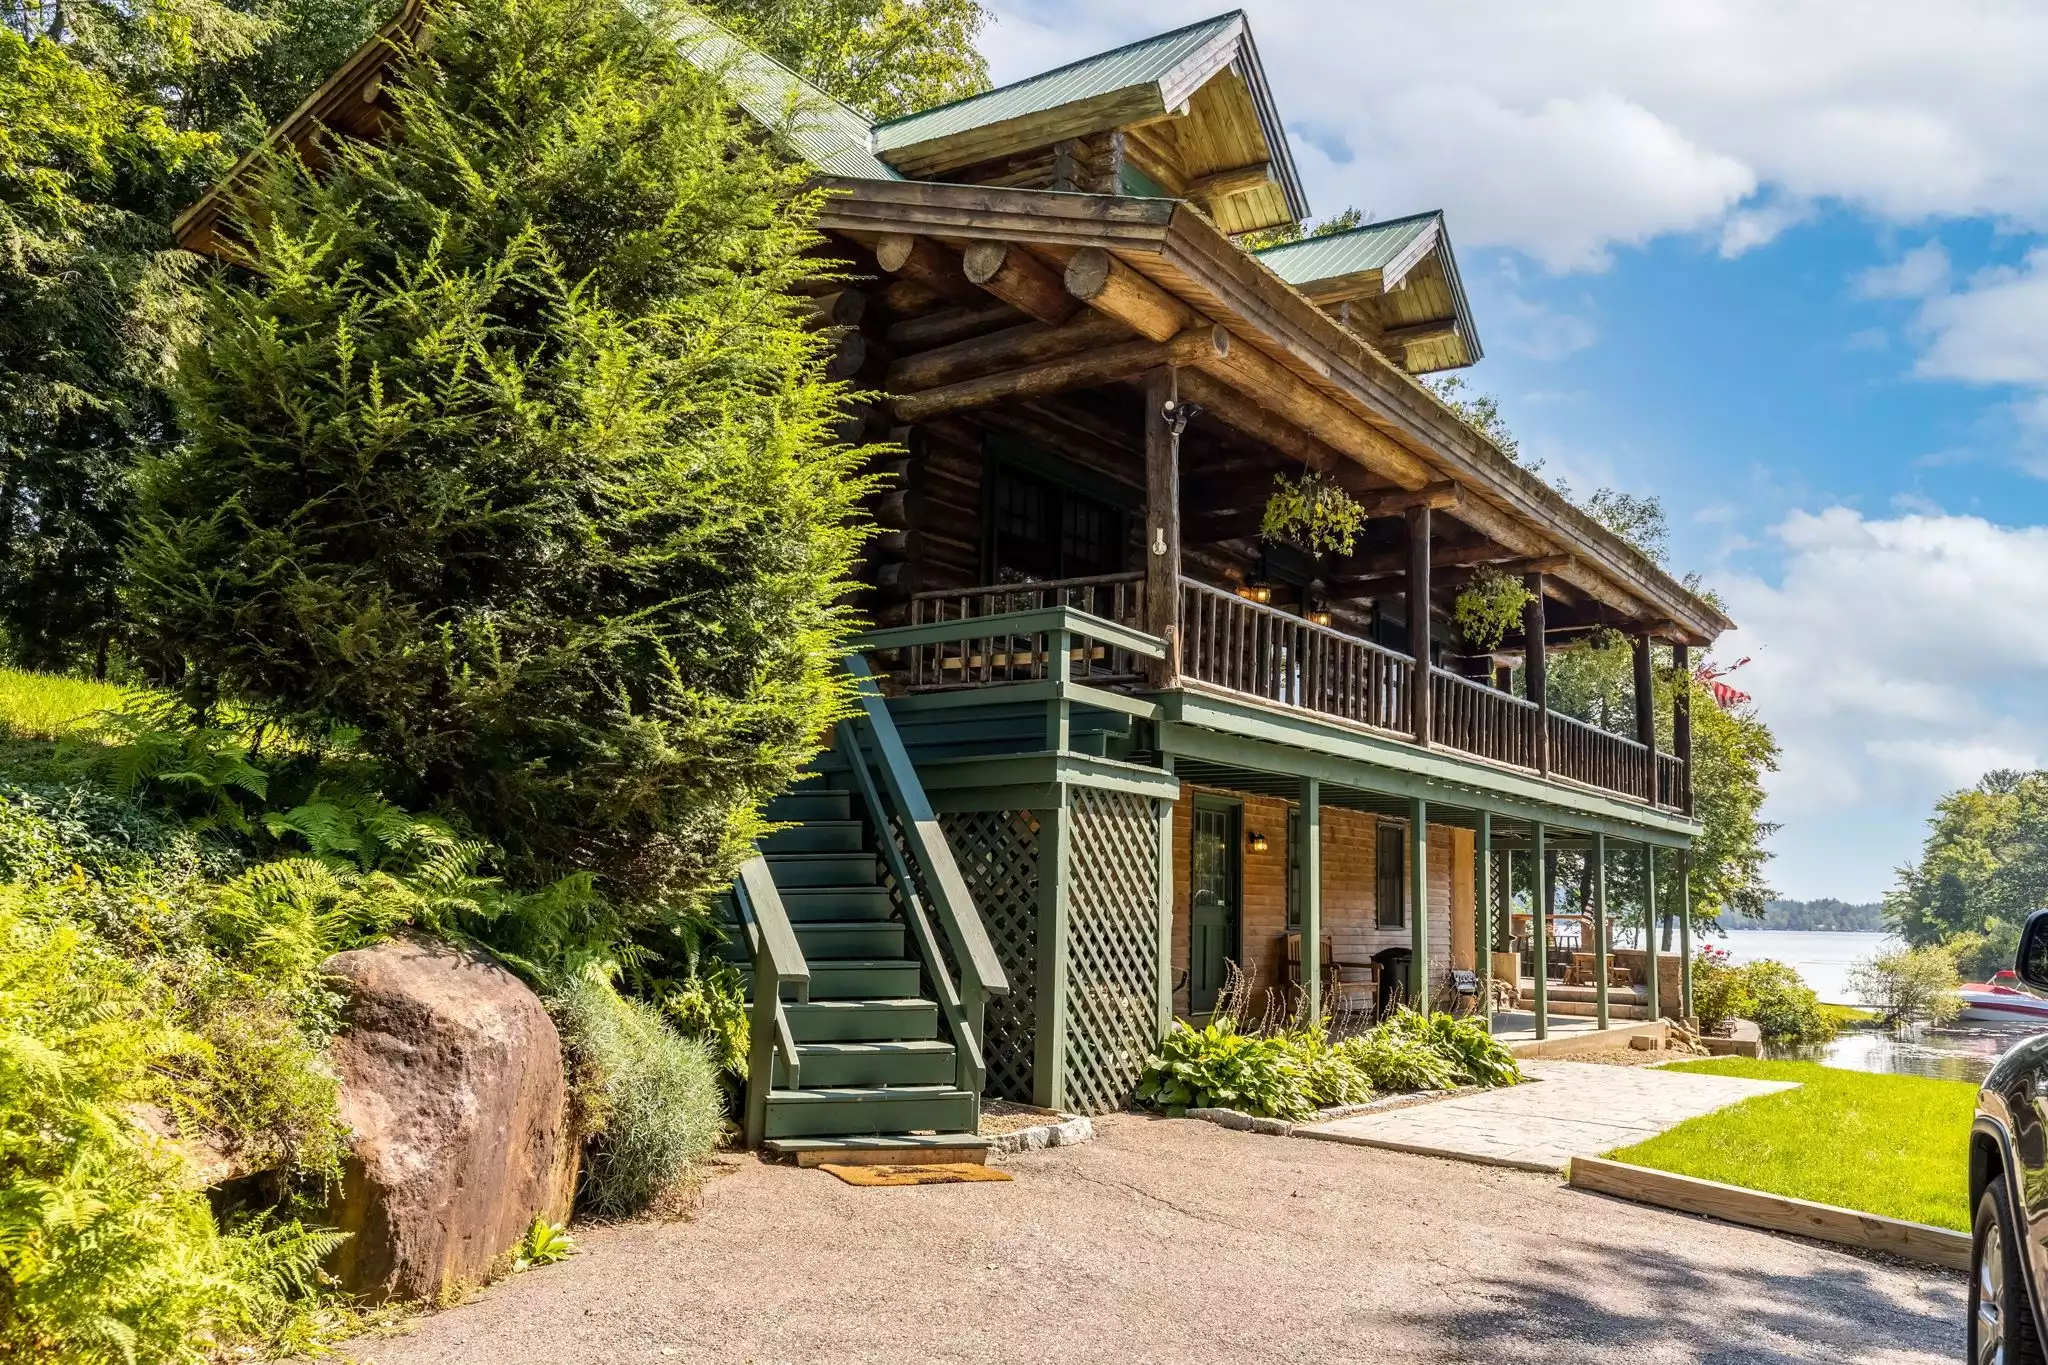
[1284,932,1377,1018]
[1447,969,1481,1016]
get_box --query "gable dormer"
[1253,210,1483,374]
[868,11,1307,236]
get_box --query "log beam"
[1189,342,1439,488]
[883,302,1025,351]
[874,233,980,304]
[886,312,1130,392]
[805,289,868,330]
[1064,247,1196,341]
[1174,369,1346,476]
[888,325,1230,423]
[1385,318,1460,350]
[961,241,1079,327]
[1186,161,1272,202]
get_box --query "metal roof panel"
[1252,211,1442,284]
[871,12,1245,151]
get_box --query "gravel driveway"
[342,1114,1963,1365]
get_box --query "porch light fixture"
[1238,580,1273,605]
[1247,830,1270,854]
[1308,602,1334,627]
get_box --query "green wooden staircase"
[724,657,1008,1162]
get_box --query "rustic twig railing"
[1548,710,1653,801]
[1178,577,1412,732]
[1657,751,1692,814]
[1432,668,1540,770]
[905,572,1148,687]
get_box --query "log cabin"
[174,4,1730,1161]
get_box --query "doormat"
[818,1162,1014,1187]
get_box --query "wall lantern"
[1246,830,1270,854]
[1308,603,1334,627]
[1237,580,1273,605]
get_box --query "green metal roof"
[871,12,1246,152]
[1252,211,1443,285]
[652,4,901,180]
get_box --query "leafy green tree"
[700,0,990,118]
[125,0,872,937]
[1887,769,2048,972]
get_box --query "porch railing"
[1548,710,1653,801]
[1178,576,1412,732]
[1657,751,1691,813]
[905,572,1149,688]
[733,856,806,1149]
[1432,667,1540,771]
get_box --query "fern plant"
[1451,565,1534,650]
[1261,470,1366,556]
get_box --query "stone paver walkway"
[1296,1059,1795,1171]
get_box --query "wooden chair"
[1285,932,1377,1019]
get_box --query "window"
[987,463,1125,583]
[1375,823,1405,928]
[1285,808,1301,930]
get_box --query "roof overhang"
[814,177,1728,644]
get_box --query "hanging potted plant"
[1451,565,1535,649]
[1261,471,1366,557]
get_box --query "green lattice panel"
[940,809,1039,1104]
[1062,788,1165,1115]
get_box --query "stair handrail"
[839,653,1009,1096]
[731,855,808,1149]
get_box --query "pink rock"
[323,936,577,1301]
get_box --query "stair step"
[740,959,924,1002]
[780,1039,956,1088]
[763,1132,990,1167]
[763,1085,977,1140]
[778,886,896,922]
[794,921,905,961]
[760,821,866,854]
[766,852,880,887]
[766,790,852,823]
[786,998,936,1042]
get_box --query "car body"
[1969,909,2048,1363]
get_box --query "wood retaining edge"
[1568,1156,1971,1272]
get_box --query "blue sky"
[985,1,2048,903]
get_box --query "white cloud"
[986,2,2048,271]
[1915,249,2048,389]
[1856,242,1951,299]
[1717,507,2048,896]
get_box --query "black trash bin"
[1372,946,1412,1018]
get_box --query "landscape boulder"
[323,935,578,1302]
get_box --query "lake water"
[1712,928,2038,1083]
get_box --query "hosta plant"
[1136,1019,1316,1121]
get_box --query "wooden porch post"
[1408,797,1429,1009]
[1531,820,1548,1040]
[1155,759,1176,1040]
[1673,642,1694,815]
[1033,788,1071,1110]
[1642,843,1661,1023]
[1477,809,1494,1026]
[1143,368,1182,687]
[1679,852,1694,1020]
[1593,831,1610,1030]
[1633,632,1656,802]
[1301,776,1321,1022]
[1523,575,1548,775]
[1407,505,1433,746]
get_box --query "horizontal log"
[888,325,1230,423]
[882,278,943,313]
[886,311,1131,392]
[823,330,868,380]
[1356,483,1459,518]
[1385,318,1460,349]
[874,233,980,304]
[871,488,928,529]
[1174,369,1346,476]
[961,241,1078,327]
[1186,161,1273,202]
[1191,341,1439,488]
[884,302,1026,351]
[1064,247,1195,342]
[805,289,868,329]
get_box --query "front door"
[1189,802,1241,1015]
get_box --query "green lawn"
[0,667,130,740]
[1609,1058,1976,1230]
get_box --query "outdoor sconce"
[1247,830,1270,854]
[1238,580,1273,605]
[1308,603,1334,627]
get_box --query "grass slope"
[1609,1058,1975,1230]
[0,667,130,739]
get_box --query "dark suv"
[1970,910,2048,1363]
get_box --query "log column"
[1144,368,1183,685]
[1673,642,1694,815]
[1633,633,1657,802]
[1406,505,1432,746]
[1523,575,1549,775]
